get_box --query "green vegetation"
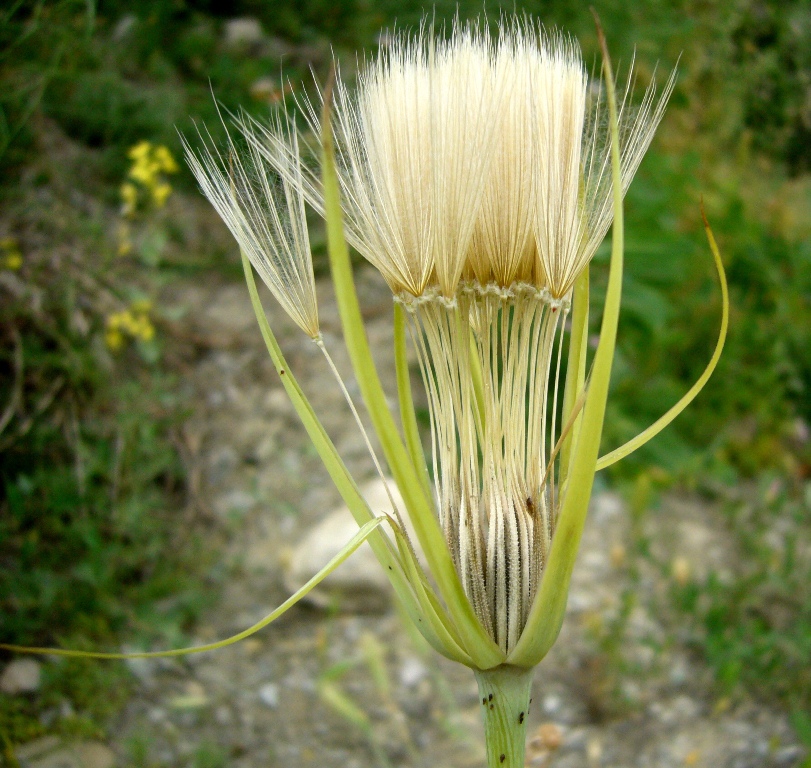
[0,131,218,740]
[1,1,226,742]
[1,0,809,751]
[672,479,811,711]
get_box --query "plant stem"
[474,665,535,768]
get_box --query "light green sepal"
[0,517,387,660]
[559,266,590,482]
[391,528,474,666]
[508,26,624,668]
[393,303,432,498]
[595,216,729,470]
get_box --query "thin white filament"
[315,339,408,536]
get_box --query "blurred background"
[1,0,809,766]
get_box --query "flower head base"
[298,20,672,653]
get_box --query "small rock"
[13,736,61,763]
[670,694,701,721]
[213,489,256,519]
[774,746,805,766]
[620,679,642,704]
[147,707,166,722]
[1,659,41,694]
[399,656,428,688]
[112,14,137,40]
[635,644,656,668]
[264,387,293,415]
[222,18,264,51]
[669,655,691,686]
[261,35,294,61]
[283,672,316,694]
[337,429,371,460]
[124,655,158,683]
[542,693,562,714]
[206,445,239,484]
[586,737,602,765]
[566,590,595,612]
[591,491,625,521]
[122,648,176,683]
[168,681,209,710]
[609,542,626,567]
[38,708,58,729]
[75,743,115,768]
[249,77,290,104]
[672,555,692,586]
[23,742,115,768]
[794,417,810,444]
[0,271,26,299]
[537,723,563,750]
[258,682,279,708]
[214,705,232,725]
[527,723,564,766]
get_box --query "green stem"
[474,665,535,768]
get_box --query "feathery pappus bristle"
[183,114,320,340]
[281,19,674,301]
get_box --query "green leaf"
[559,266,590,482]
[790,708,811,748]
[595,211,729,471]
[394,303,431,498]
[0,517,389,660]
[390,524,474,666]
[318,680,372,731]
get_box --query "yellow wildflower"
[3,252,22,270]
[105,327,124,351]
[127,140,152,161]
[1,238,23,270]
[117,223,133,256]
[131,298,152,313]
[151,182,172,208]
[120,183,139,216]
[138,318,155,342]
[124,142,178,213]
[105,302,156,351]
[153,145,179,174]
[128,161,154,186]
